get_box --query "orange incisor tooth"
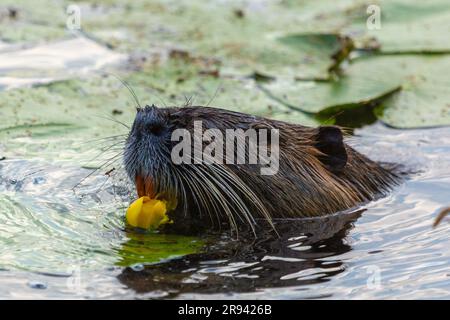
[135,175,154,197]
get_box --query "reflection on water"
[118,211,361,299]
[1,123,450,299]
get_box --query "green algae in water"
[116,232,204,267]
[0,176,204,273]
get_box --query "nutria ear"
[314,126,348,172]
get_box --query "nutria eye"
[148,123,165,136]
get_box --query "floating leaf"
[0,0,66,44]
[0,61,316,161]
[80,0,356,80]
[376,56,450,128]
[261,54,450,128]
[276,33,354,80]
[260,55,404,114]
[344,0,450,53]
[116,232,204,267]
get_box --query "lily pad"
[116,232,204,267]
[261,54,450,128]
[344,0,450,53]
[0,0,67,44]
[79,0,355,80]
[260,55,404,114]
[276,33,354,80]
[376,56,450,128]
[0,60,316,162]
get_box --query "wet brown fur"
[125,105,401,234]
[173,107,399,217]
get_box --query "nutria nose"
[142,105,165,136]
[146,121,164,135]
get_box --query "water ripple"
[1,123,450,299]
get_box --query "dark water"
[1,122,450,299]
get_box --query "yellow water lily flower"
[126,196,173,230]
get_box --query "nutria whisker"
[76,134,128,146]
[179,166,219,227]
[95,141,125,158]
[181,161,243,234]
[171,167,189,217]
[73,150,124,191]
[176,149,264,234]
[183,94,195,108]
[105,72,142,109]
[93,115,130,129]
[192,164,254,234]
[208,164,274,229]
[95,151,124,171]
[205,83,223,108]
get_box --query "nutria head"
[124,105,400,235]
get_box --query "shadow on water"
[117,209,363,298]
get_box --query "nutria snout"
[124,105,401,235]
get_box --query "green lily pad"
[0,60,316,162]
[344,0,450,53]
[116,232,204,267]
[0,0,66,44]
[376,56,450,128]
[261,54,450,128]
[79,0,450,56]
[260,55,404,114]
[126,60,317,124]
[79,0,355,80]
[276,33,354,80]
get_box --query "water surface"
[1,123,449,299]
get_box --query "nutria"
[123,105,401,235]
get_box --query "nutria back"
[124,105,401,234]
